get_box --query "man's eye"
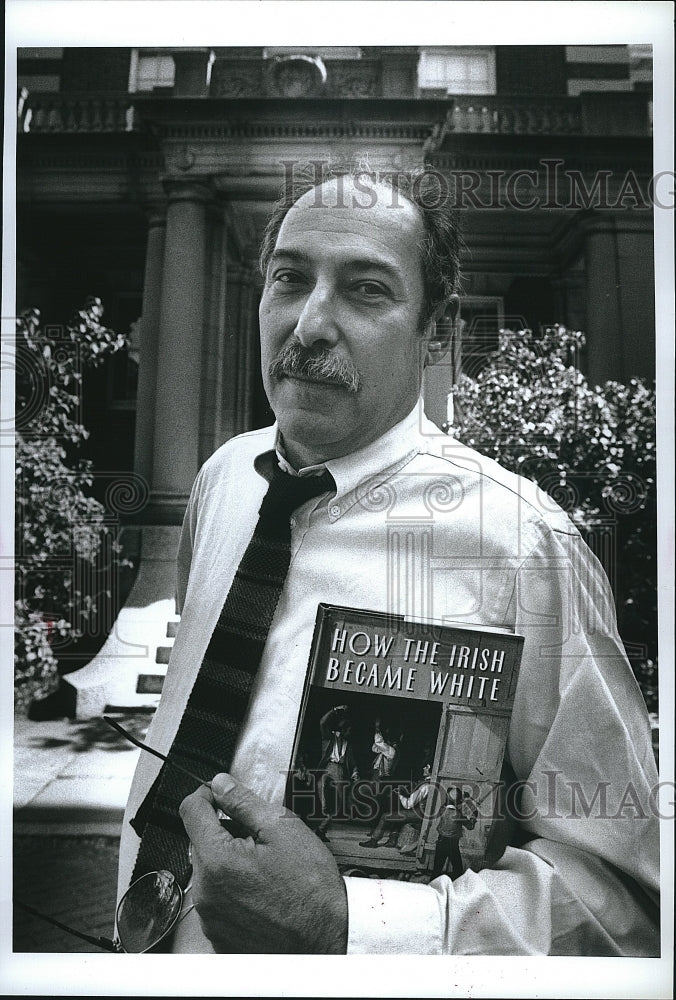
[272,271,303,286]
[355,281,387,298]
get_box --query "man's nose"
[293,283,340,350]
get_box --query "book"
[285,604,524,882]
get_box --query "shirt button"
[329,504,341,517]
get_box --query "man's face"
[259,176,432,467]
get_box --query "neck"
[280,437,329,470]
[278,399,422,471]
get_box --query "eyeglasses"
[15,868,191,953]
[14,716,214,954]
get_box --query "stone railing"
[429,91,651,143]
[18,88,651,140]
[443,95,583,135]
[18,92,137,134]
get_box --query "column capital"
[162,178,213,205]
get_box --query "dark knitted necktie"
[130,463,335,886]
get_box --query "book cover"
[285,604,524,882]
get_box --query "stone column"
[235,268,256,435]
[150,180,211,522]
[63,186,211,716]
[609,219,654,381]
[422,357,454,430]
[422,315,461,430]
[133,207,166,486]
[583,214,654,385]
[199,204,228,465]
[552,269,586,338]
[584,218,624,385]
[222,263,243,440]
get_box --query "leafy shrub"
[450,325,657,712]
[14,298,130,712]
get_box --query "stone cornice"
[133,96,450,138]
[153,121,439,141]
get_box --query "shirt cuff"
[344,876,444,954]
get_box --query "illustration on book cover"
[285,604,524,881]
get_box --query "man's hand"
[179,773,348,954]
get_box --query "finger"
[210,773,291,841]
[179,782,234,850]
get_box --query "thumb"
[210,773,288,841]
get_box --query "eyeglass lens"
[115,870,183,953]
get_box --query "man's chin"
[276,409,354,466]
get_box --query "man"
[315,704,359,842]
[432,787,468,879]
[118,165,659,955]
[369,717,400,782]
[358,717,402,849]
[360,760,433,851]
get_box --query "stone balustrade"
[19,92,137,134]
[438,92,651,138]
[18,88,650,139]
[446,95,582,134]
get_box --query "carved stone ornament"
[175,145,196,171]
[326,63,381,99]
[210,62,263,98]
[268,55,327,98]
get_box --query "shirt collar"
[254,399,426,520]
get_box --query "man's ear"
[424,294,460,367]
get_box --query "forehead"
[273,177,426,268]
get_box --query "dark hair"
[259,160,462,326]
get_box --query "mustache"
[268,340,361,393]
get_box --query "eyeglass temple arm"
[103,716,210,788]
[104,717,248,843]
[14,898,119,952]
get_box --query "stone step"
[135,673,166,695]
[64,526,182,718]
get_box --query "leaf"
[14,297,132,707]
[452,324,656,708]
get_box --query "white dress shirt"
[371,730,397,777]
[118,400,659,955]
[329,736,347,764]
[399,781,430,812]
